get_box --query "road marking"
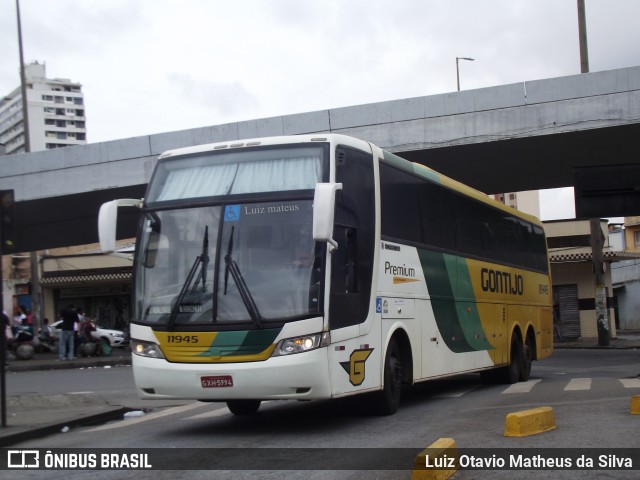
[86,402,204,432]
[432,387,477,398]
[184,407,231,420]
[564,378,592,391]
[502,379,541,394]
[620,378,640,388]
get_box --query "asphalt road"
[3,349,640,479]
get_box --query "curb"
[554,344,639,350]
[412,437,458,480]
[0,407,130,448]
[5,357,131,373]
[504,406,557,437]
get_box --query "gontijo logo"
[340,348,374,386]
[480,267,524,296]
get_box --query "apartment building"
[0,61,86,154]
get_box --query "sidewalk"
[553,330,640,349]
[1,333,639,448]
[4,347,132,373]
[1,348,133,447]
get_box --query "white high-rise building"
[0,62,87,154]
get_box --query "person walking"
[58,304,78,360]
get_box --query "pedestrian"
[2,310,13,359]
[79,315,96,344]
[75,307,85,352]
[12,306,24,336]
[18,305,33,334]
[78,315,99,357]
[553,303,563,342]
[58,304,78,360]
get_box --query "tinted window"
[329,146,375,329]
[380,161,548,273]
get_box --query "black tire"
[520,335,533,381]
[501,335,523,384]
[371,340,402,415]
[227,400,261,415]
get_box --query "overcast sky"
[2,0,640,221]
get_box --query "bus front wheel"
[371,340,402,415]
[227,400,261,415]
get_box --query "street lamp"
[456,56,475,91]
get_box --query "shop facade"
[40,251,133,330]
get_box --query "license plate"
[201,375,233,388]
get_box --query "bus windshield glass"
[146,146,324,202]
[136,200,321,326]
[136,144,326,327]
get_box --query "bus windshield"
[136,144,326,327]
[136,199,321,326]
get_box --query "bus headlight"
[273,332,330,356]
[132,339,165,359]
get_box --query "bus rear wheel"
[520,335,533,382]
[227,400,261,415]
[501,336,524,384]
[371,340,402,415]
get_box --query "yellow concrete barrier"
[504,406,556,437]
[631,395,640,415]
[411,437,458,480]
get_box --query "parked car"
[50,320,128,347]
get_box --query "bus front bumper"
[132,347,332,401]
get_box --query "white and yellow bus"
[99,134,553,415]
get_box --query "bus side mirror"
[313,183,342,251]
[98,198,143,252]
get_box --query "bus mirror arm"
[98,198,144,253]
[313,183,343,252]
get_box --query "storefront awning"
[549,249,640,263]
[41,269,132,285]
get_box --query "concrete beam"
[2,66,640,202]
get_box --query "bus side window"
[329,146,374,329]
[345,227,358,293]
[332,225,358,294]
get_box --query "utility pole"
[0,194,7,428]
[578,0,609,345]
[0,190,16,428]
[16,0,42,335]
[577,0,589,74]
[16,0,30,152]
[590,219,610,346]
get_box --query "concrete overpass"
[2,66,640,253]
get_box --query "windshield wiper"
[223,226,264,327]
[168,226,209,328]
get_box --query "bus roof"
[158,133,371,159]
[158,133,543,227]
